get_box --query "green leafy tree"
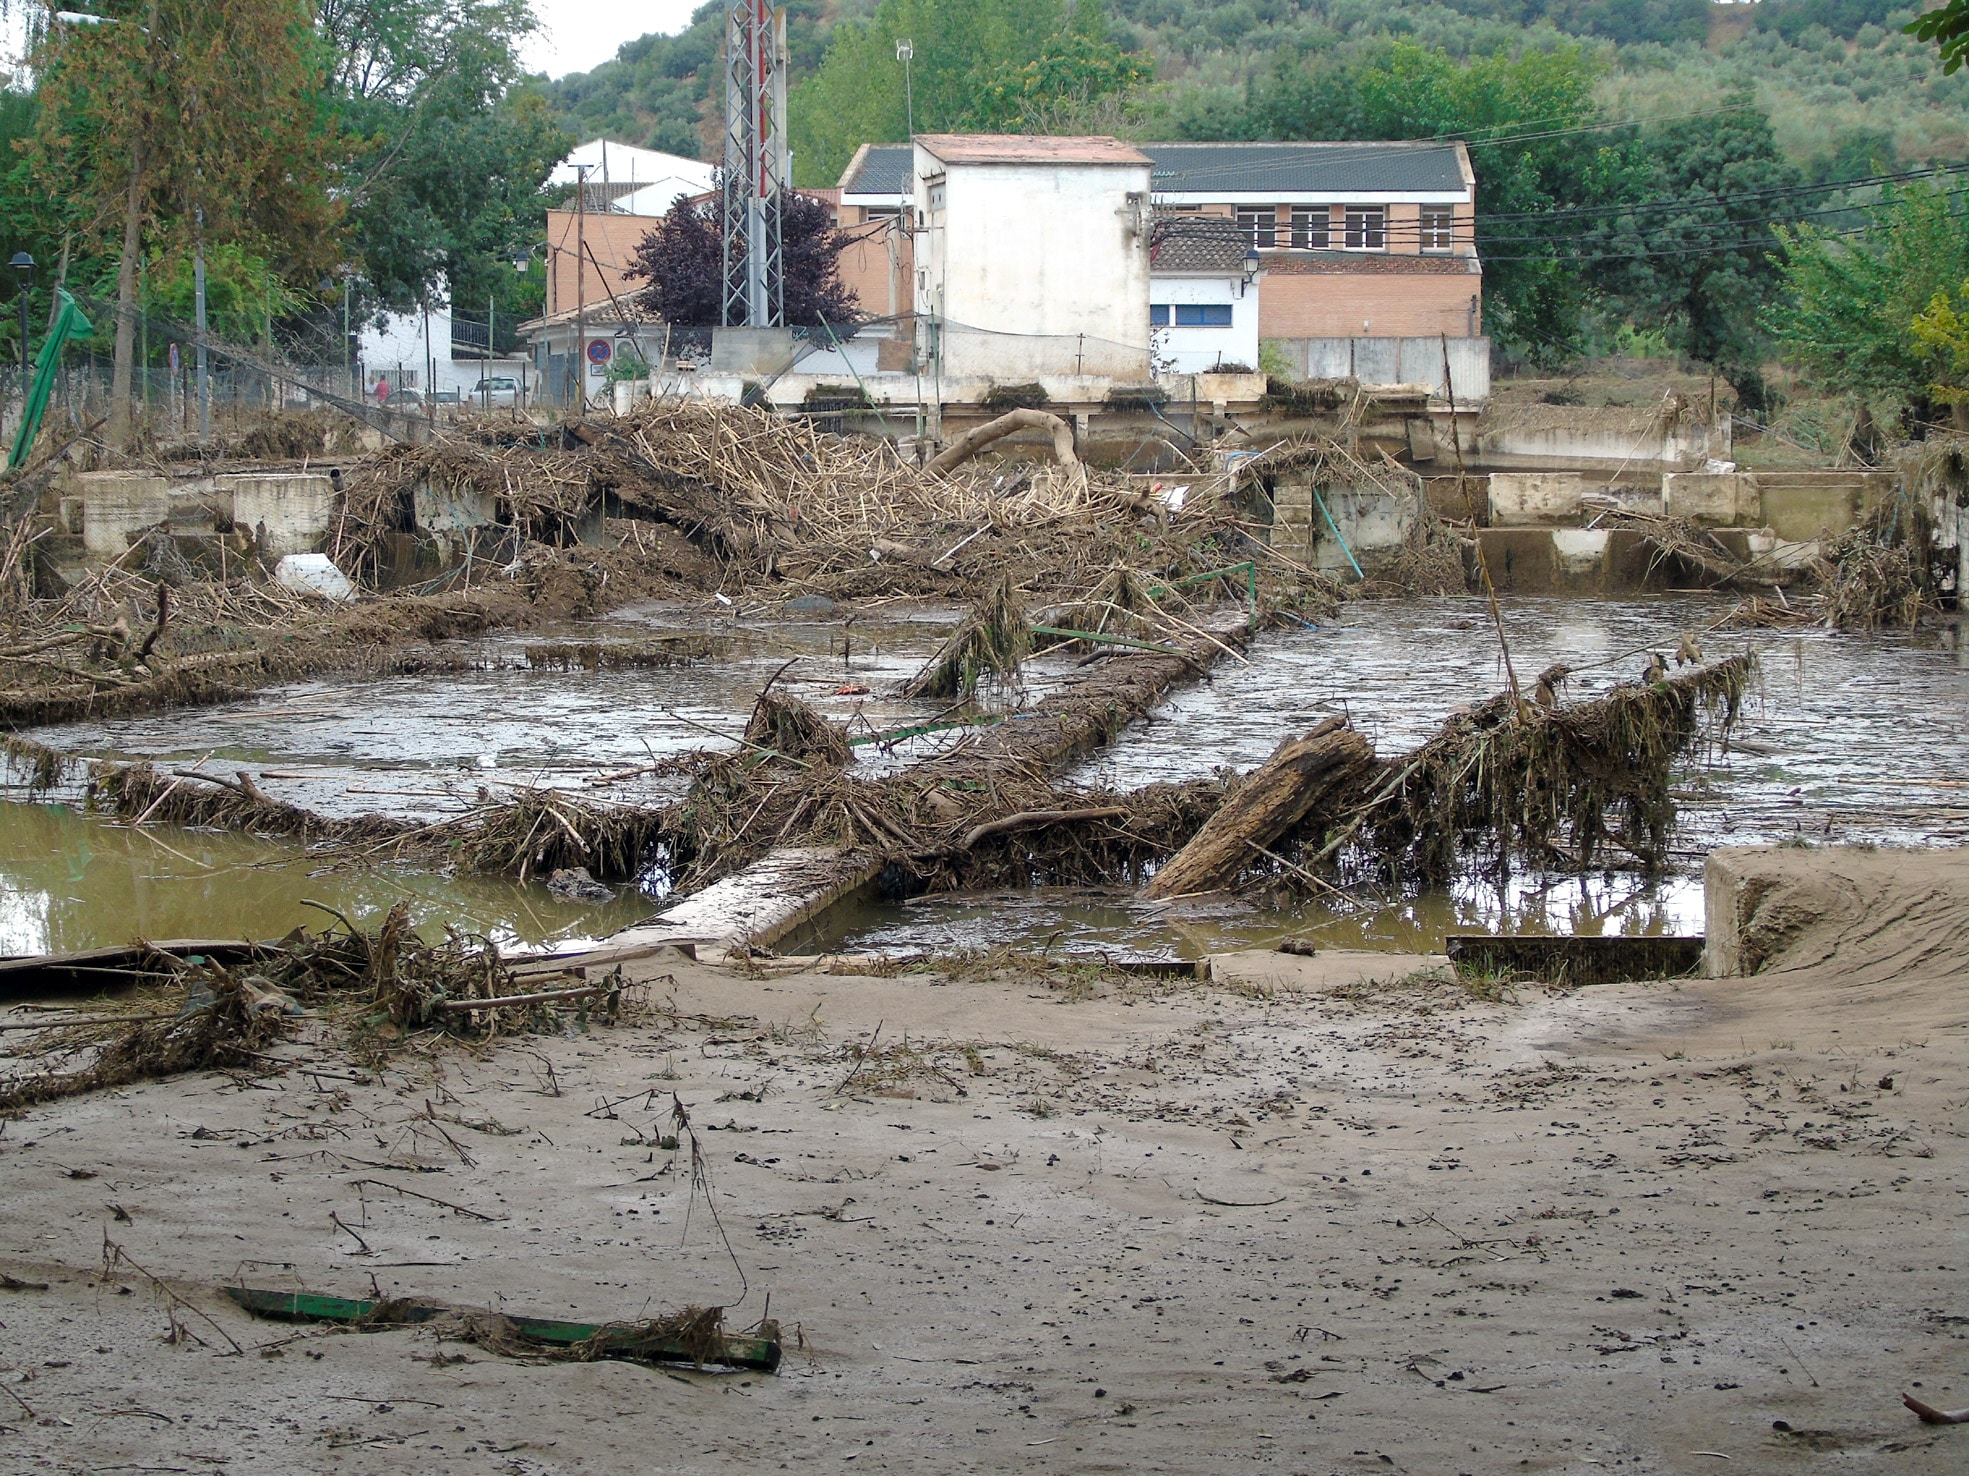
[1906,0,1969,74]
[789,0,1149,187]
[318,0,570,325]
[25,0,341,444]
[1909,279,1969,408]
[1245,40,1648,365]
[1768,180,1969,415]
[1594,98,1802,410]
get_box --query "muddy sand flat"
[1,848,1963,1474]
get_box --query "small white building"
[1147,214,1262,375]
[356,283,529,404]
[913,134,1153,383]
[551,139,717,214]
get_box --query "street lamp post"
[9,252,33,397]
[896,39,914,136]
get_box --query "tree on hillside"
[1769,180,1969,420]
[1595,99,1803,411]
[625,188,859,327]
[789,0,1150,187]
[25,0,340,445]
[1245,40,1650,366]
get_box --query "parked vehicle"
[471,376,522,408]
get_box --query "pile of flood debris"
[0,400,1343,728]
[0,901,625,1110]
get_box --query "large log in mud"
[910,612,1252,782]
[1143,718,1375,898]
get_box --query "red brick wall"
[835,209,914,319]
[1257,266,1481,340]
[545,210,656,317]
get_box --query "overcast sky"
[524,0,700,79]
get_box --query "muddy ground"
[1,846,1964,1475]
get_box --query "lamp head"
[9,251,33,283]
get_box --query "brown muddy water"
[4,595,1966,960]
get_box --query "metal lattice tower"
[721,1,789,328]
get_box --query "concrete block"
[1663,471,1760,526]
[1195,371,1265,405]
[219,472,336,558]
[1488,471,1582,526]
[1760,480,1861,541]
[413,481,496,534]
[79,471,170,558]
[1472,528,1556,592]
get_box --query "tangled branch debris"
[900,576,1031,698]
[0,903,620,1110]
[1331,656,1753,883]
[1817,489,1938,629]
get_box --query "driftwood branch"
[1145,719,1376,898]
[926,409,1079,477]
[958,806,1129,851]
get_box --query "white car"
[470,375,522,407]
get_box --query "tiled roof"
[839,140,1467,197]
[1149,215,1249,274]
[1148,142,1465,195]
[840,144,912,196]
[915,133,1151,166]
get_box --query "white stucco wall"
[916,147,1152,382]
[1150,274,1260,376]
[358,303,452,393]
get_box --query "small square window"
[1234,206,1278,250]
[1289,206,1329,250]
[1149,304,1171,327]
[1343,206,1385,250]
[1420,206,1454,252]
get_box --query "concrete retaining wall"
[1663,472,1760,526]
[1488,471,1582,526]
[79,472,169,558]
[219,473,336,558]
[1276,335,1491,403]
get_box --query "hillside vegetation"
[545,2,1969,183]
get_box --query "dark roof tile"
[840,140,1467,197]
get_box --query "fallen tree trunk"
[1144,718,1376,898]
[926,409,1078,477]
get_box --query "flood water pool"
[0,802,651,958]
[4,593,1964,961]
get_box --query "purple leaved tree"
[626,186,862,327]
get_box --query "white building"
[913,134,1153,383]
[355,282,529,404]
[551,139,716,215]
[1147,214,1262,375]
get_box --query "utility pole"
[897,38,914,136]
[486,291,494,410]
[722,0,788,328]
[575,162,588,406]
[193,227,208,442]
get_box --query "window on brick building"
[1343,205,1385,250]
[1289,206,1329,249]
[1420,205,1454,252]
[1235,206,1278,249]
